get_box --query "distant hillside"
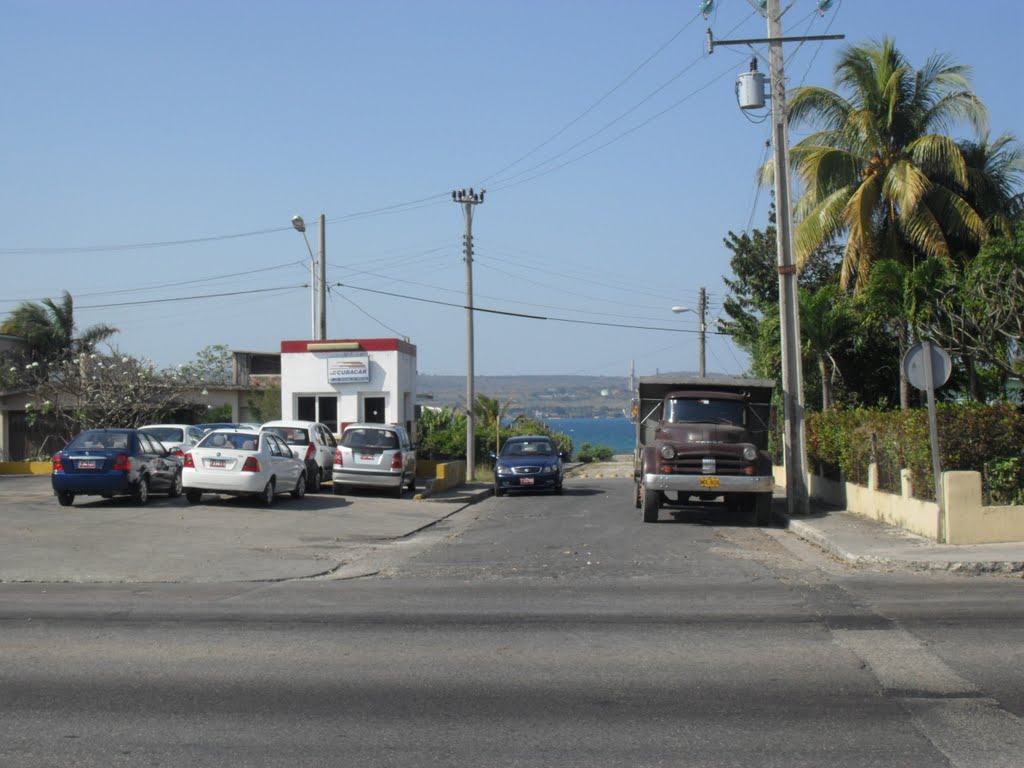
[417,374,630,418]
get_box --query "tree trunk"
[819,357,832,410]
[899,322,910,411]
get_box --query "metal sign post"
[902,341,952,541]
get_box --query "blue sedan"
[51,428,183,507]
[493,435,565,496]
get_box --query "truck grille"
[670,456,747,475]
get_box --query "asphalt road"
[1,476,1022,767]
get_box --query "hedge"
[805,402,1024,501]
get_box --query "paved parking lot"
[0,475,470,583]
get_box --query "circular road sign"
[902,342,952,390]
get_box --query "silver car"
[332,423,416,498]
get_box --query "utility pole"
[452,188,485,481]
[709,2,842,516]
[318,213,327,340]
[697,286,707,378]
[766,0,807,516]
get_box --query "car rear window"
[342,428,399,450]
[262,426,310,445]
[198,432,260,450]
[67,431,132,451]
[141,427,184,442]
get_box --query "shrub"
[805,402,1024,501]
[576,443,614,463]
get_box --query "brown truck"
[632,374,776,524]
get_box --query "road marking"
[834,628,1024,766]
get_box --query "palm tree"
[784,37,988,290]
[799,284,855,410]
[1,291,117,369]
[474,394,514,457]
[953,131,1024,245]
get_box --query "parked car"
[139,423,205,458]
[332,423,416,498]
[51,428,183,507]
[182,429,306,505]
[259,420,337,493]
[493,435,565,496]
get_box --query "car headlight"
[743,446,758,461]
[659,444,676,460]
[542,464,559,474]
[496,464,514,476]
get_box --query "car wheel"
[332,482,345,496]
[291,472,307,499]
[554,483,563,495]
[57,491,75,507]
[168,471,183,498]
[494,481,504,497]
[393,481,403,499]
[132,477,150,505]
[407,474,416,493]
[185,490,202,504]
[308,466,321,494]
[260,479,275,506]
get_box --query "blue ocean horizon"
[545,416,634,456]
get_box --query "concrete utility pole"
[710,1,842,516]
[697,286,707,378]
[766,0,807,516]
[291,214,319,340]
[452,188,485,481]
[318,213,327,340]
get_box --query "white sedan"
[182,429,306,505]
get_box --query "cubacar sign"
[328,352,370,384]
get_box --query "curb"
[783,515,1024,576]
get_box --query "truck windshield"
[665,398,745,425]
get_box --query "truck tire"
[755,494,773,526]
[641,484,659,523]
[633,482,641,509]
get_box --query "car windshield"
[141,427,184,442]
[263,426,310,445]
[67,431,132,451]
[664,398,745,425]
[198,432,260,450]
[342,429,398,450]
[501,440,554,457]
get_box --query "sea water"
[545,417,634,456]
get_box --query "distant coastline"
[545,416,634,455]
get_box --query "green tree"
[783,37,988,288]
[474,393,514,457]
[180,344,233,385]
[0,291,117,375]
[247,383,282,423]
[799,284,856,410]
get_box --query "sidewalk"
[779,501,1024,575]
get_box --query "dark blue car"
[493,435,566,497]
[51,428,183,507]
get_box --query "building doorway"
[363,396,385,423]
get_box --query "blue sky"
[2,0,1021,381]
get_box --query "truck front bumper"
[643,473,774,494]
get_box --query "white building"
[279,338,418,438]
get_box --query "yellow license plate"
[699,477,720,488]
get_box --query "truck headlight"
[659,444,676,460]
[743,446,757,461]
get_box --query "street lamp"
[291,215,317,339]
[672,286,706,377]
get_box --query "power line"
[334,281,728,335]
[478,9,704,185]
[75,285,303,310]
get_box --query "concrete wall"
[776,463,1024,544]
